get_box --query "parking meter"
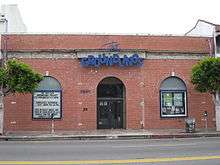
[203,111,208,130]
[203,111,208,117]
[51,112,55,133]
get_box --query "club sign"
[80,54,143,67]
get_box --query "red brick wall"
[143,59,215,129]
[4,34,211,54]
[4,58,215,133]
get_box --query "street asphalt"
[0,137,220,164]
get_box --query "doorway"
[97,77,125,129]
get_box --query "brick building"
[1,34,216,133]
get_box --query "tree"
[191,57,220,131]
[0,59,43,134]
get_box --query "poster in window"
[174,93,183,106]
[162,106,171,115]
[33,91,61,119]
[163,93,173,106]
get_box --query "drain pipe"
[141,98,145,129]
[139,81,145,129]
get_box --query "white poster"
[33,91,61,119]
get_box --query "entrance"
[97,77,125,129]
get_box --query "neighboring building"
[1,34,216,133]
[185,19,216,37]
[0,4,27,33]
[0,4,27,61]
[186,19,220,57]
[185,20,220,131]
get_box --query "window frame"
[32,76,62,120]
[160,90,187,118]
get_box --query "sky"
[1,0,220,35]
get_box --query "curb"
[0,133,220,141]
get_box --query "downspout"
[213,26,217,57]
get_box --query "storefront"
[2,34,216,133]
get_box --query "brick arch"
[96,76,126,129]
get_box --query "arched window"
[33,76,62,119]
[160,77,187,118]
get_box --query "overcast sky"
[1,0,220,35]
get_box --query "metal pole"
[51,119,54,134]
[205,117,208,132]
[0,16,8,135]
[51,113,54,134]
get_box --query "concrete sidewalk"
[0,129,220,141]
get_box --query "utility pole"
[0,14,8,135]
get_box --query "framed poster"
[33,90,62,119]
[163,93,173,106]
[174,93,183,106]
[160,91,187,118]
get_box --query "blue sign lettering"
[80,54,143,67]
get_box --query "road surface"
[0,137,220,164]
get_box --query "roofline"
[1,32,183,36]
[1,33,212,38]
[198,19,219,26]
[185,19,220,36]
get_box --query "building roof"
[1,34,212,54]
[185,19,220,35]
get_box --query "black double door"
[97,78,125,129]
[97,99,123,129]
